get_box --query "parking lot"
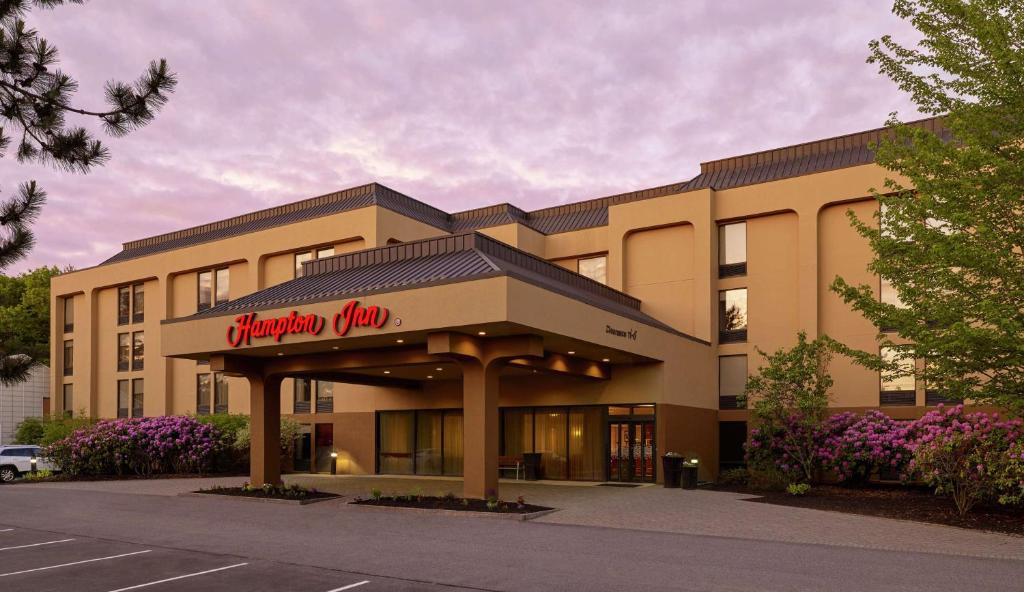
[0,525,463,592]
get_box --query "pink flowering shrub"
[746,413,852,483]
[909,405,1022,516]
[44,416,222,477]
[996,440,1024,506]
[819,410,913,484]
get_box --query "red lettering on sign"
[226,302,387,347]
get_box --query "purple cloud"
[0,0,921,272]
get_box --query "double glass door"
[608,421,655,482]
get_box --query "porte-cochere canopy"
[161,233,711,498]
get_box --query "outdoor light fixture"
[436,367,443,371]
[427,375,433,379]
[330,451,338,475]
[602,358,610,362]
[477,331,487,336]
[276,352,284,356]
[396,339,404,343]
[384,370,391,374]
[29,456,37,475]
[332,346,339,350]
[568,351,575,355]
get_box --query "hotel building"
[49,117,950,498]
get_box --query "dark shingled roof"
[185,232,703,342]
[103,117,946,265]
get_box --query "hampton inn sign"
[226,300,391,347]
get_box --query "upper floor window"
[316,380,334,413]
[117,333,130,372]
[132,378,144,417]
[578,256,607,285]
[295,251,314,278]
[294,377,312,413]
[132,284,145,323]
[718,355,747,409]
[214,372,229,414]
[118,286,130,325]
[718,222,747,277]
[880,346,915,406]
[197,268,229,311]
[132,331,145,371]
[718,288,748,343]
[196,374,212,415]
[880,276,906,309]
[117,380,130,418]
[295,247,335,278]
[62,340,73,376]
[63,297,74,333]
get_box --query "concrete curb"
[178,491,343,506]
[348,501,559,521]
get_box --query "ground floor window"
[718,421,747,471]
[377,410,463,476]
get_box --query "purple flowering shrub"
[45,416,222,477]
[819,410,913,484]
[908,405,1022,516]
[746,413,850,483]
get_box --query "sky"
[1,0,923,273]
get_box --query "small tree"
[740,332,834,483]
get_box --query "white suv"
[0,445,54,482]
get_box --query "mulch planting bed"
[709,482,1024,536]
[195,486,339,501]
[353,496,552,514]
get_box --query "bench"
[498,455,524,480]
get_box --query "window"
[718,288,748,342]
[132,331,145,371]
[295,251,313,278]
[879,276,906,332]
[577,256,607,285]
[117,380,130,418]
[196,374,211,415]
[378,410,464,477]
[214,372,229,414]
[62,383,73,416]
[215,268,230,305]
[63,297,74,333]
[117,333,130,371]
[296,248,333,278]
[62,340,73,376]
[923,360,962,406]
[131,378,144,417]
[294,378,312,413]
[117,286,130,325]
[718,222,747,277]
[197,270,213,311]
[316,380,334,413]
[718,355,747,409]
[880,346,915,406]
[132,284,144,323]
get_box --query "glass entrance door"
[608,421,655,483]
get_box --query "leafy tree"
[831,0,1024,413]
[739,332,834,483]
[739,332,834,423]
[0,265,59,365]
[0,1,176,383]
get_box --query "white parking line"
[326,581,370,592]
[0,528,13,532]
[0,549,151,577]
[105,562,249,592]
[0,538,74,551]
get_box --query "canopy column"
[248,374,283,486]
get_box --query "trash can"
[523,452,542,481]
[661,452,684,488]
[680,462,699,490]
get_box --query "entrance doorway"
[293,424,311,472]
[608,420,655,482]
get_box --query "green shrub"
[21,469,52,481]
[718,468,750,486]
[747,468,788,491]
[786,483,811,496]
[14,417,44,445]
